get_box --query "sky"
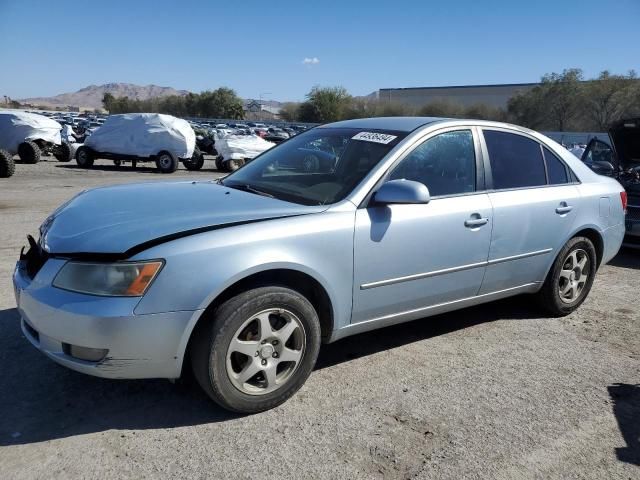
[1,0,639,102]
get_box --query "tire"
[184,150,205,171]
[114,160,122,167]
[215,156,224,171]
[18,141,41,164]
[156,151,178,173]
[53,142,72,162]
[191,286,321,413]
[75,146,94,168]
[535,236,597,317]
[0,149,15,178]
[225,158,244,172]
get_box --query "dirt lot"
[0,158,638,479]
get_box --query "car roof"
[318,116,446,132]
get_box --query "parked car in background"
[580,117,639,247]
[0,111,73,177]
[264,127,289,143]
[14,117,624,413]
[75,113,204,173]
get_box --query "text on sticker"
[352,132,397,144]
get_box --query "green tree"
[464,103,505,121]
[198,87,244,119]
[507,88,544,128]
[102,92,115,112]
[417,100,464,118]
[507,69,583,130]
[539,69,583,131]
[300,86,352,123]
[581,70,640,130]
[278,102,301,121]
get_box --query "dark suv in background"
[581,118,640,247]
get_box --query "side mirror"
[591,160,616,176]
[374,179,430,205]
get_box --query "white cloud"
[302,57,320,65]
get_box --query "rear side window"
[543,147,569,184]
[484,130,546,189]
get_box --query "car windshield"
[221,127,407,205]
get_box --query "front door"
[352,129,492,324]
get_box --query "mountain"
[20,83,191,110]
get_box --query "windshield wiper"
[225,183,275,198]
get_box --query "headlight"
[53,260,164,297]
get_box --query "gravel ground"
[0,158,638,479]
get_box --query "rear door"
[479,129,581,294]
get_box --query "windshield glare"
[221,127,406,205]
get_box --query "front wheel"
[191,286,321,413]
[536,236,597,316]
[75,146,94,168]
[156,151,178,173]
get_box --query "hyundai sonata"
[14,117,626,412]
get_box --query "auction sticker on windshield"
[352,132,397,144]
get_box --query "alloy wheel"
[558,248,590,303]
[225,308,306,395]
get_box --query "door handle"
[464,217,489,228]
[555,202,573,214]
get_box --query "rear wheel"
[75,146,94,168]
[53,142,72,162]
[156,151,178,173]
[191,286,321,413]
[536,236,597,316]
[226,158,244,172]
[184,149,205,171]
[18,141,41,164]
[0,149,15,177]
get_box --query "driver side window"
[389,130,476,197]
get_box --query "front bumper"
[13,258,201,379]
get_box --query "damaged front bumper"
[13,256,200,379]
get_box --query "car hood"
[41,180,327,256]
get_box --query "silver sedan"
[14,117,626,413]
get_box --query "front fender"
[131,210,356,361]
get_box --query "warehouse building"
[376,83,538,109]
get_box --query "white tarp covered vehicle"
[214,132,275,171]
[0,110,74,177]
[77,113,203,173]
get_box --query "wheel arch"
[571,227,604,268]
[178,267,335,377]
[541,225,605,284]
